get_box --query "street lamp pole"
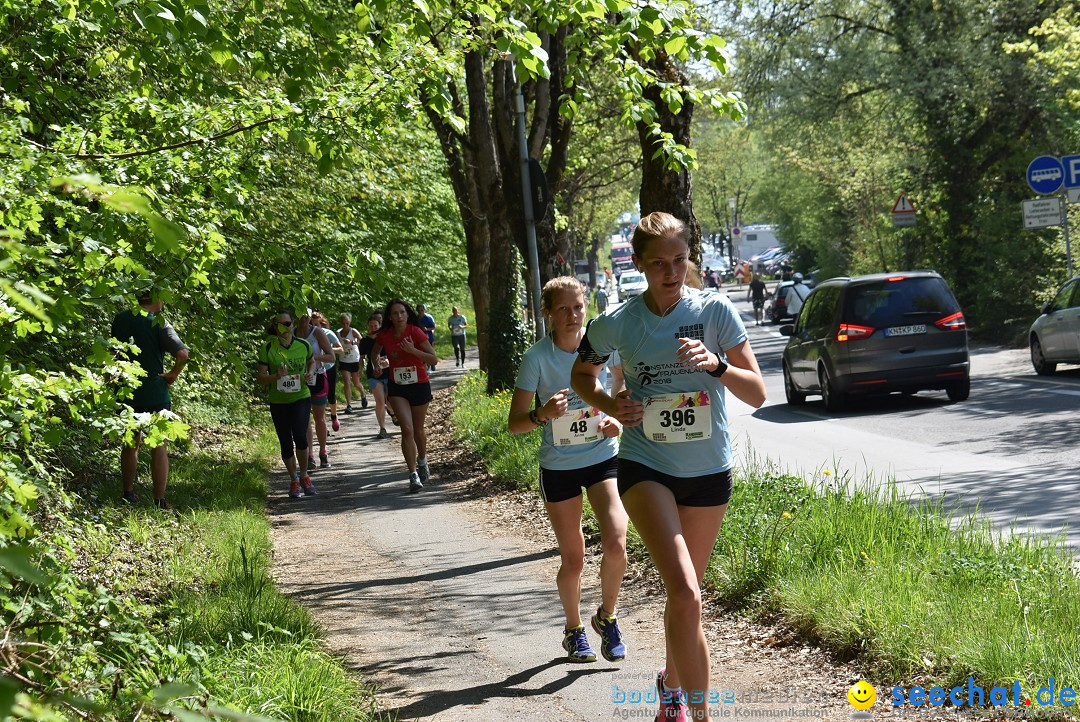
[727,197,737,267]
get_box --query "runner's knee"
[666,579,702,619]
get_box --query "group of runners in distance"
[256,300,467,497]
[249,210,765,721]
[512,211,766,722]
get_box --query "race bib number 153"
[394,366,418,385]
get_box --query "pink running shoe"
[331,415,340,432]
[655,669,687,722]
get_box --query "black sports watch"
[707,356,728,378]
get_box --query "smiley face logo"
[848,681,876,710]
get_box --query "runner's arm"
[368,341,385,377]
[159,348,189,385]
[715,340,766,408]
[256,362,280,385]
[409,337,439,366]
[508,388,543,434]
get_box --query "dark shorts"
[325,365,338,404]
[752,298,765,310]
[387,380,433,407]
[307,373,329,405]
[539,456,619,504]
[130,401,171,414]
[617,459,733,507]
[339,361,361,373]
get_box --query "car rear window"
[843,278,960,328]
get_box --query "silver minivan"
[1029,275,1080,375]
[780,271,970,410]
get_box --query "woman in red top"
[369,298,439,493]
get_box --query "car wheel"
[784,363,806,405]
[1030,335,1056,376]
[946,375,970,402]
[819,366,845,412]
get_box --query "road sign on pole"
[1022,198,1063,229]
[1062,154,1080,191]
[891,193,917,227]
[1027,156,1064,195]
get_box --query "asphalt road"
[714,287,1080,552]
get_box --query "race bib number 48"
[642,392,712,443]
[551,408,602,446]
[277,374,302,393]
[394,366,418,385]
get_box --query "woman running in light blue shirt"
[571,212,766,722]
[508,277,630,665]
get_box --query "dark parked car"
[1029,274,1080,375]
[780,271,969,410]
[766,279,810,323]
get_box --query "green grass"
[70,414,378,721]
[452,370,1080,713]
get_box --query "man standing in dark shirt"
[747,273,768,326]
[111,292,189,510]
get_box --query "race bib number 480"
[551,408,602,446]
[642,392,712,443]
[277,374,302,393]
[394,366,418,385]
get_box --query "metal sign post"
[1026,155,1074,278]
[515,76,545,339]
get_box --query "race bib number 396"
[551,408,602,446]
[642,392,712,443]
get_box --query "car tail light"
[836,323,875,342]
[777,297,786,306]
[886,276,907,282]
[934,312,966,331]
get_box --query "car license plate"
[885,324,926,337]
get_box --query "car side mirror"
[779,325,795,336]
[1042,302,1053,315]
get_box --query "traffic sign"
[892,194,916,214]
[1068,188,1080,204]
[1022,198,1063,229]
[891,193,916,227]
[732,226,741,236]
[1063,154,1080,189]
[1027,155,1064,195]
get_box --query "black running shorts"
[539,456,619,504]
[617,459,733,507]
[387,380,433,407]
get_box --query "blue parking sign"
[1062,154,1080,189]
[1027,155,1064,195]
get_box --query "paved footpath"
[268,348,916,721]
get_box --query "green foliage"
[0,3,469,717]
[451,372,540,487]
[703,0,1071,339]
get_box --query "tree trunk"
[423,26,573,387]
[635,50,703,265]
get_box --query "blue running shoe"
[562,625,597,663]
[591,607,627,662]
